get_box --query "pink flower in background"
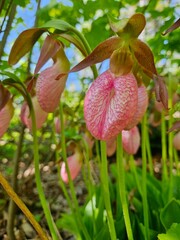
[122,126,140,155]
[0,99,14,138]
[84,70,138,140]
[173,131,180,150]
[36,48,70,113]
[21,96,48,130]
[60,147,83,183]
[125,84,148,129]
[106,137,116,157]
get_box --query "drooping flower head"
[31,35,70,113]
[0,99,14,138]
[0,85,14,138]
[20,95,48,130]
[60,145,83,183]
[122,126,140,155]
[84,70,138,140]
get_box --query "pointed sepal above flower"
[70,37,122,73]
[131,39,157,78]
[109,13,146,38]
[162,18,180,35]
[8,28,46,65]
[154,75,169,110]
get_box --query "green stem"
[100,141,117,240]
[0,172,48,240]
[161,111,168,181]
[174,149,180,175]
[146,127,153,176]
[116,134,134,240]
[31,105,60,240]
[59,102,91,240]
[141,114,149,240]
[129,155,142,196]
[168,75,174,200]
[82,137,96,234]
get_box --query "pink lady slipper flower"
[122,126,140,155]
[84,70,138,140]
[36,46,70,113]
[60,146,83,183]
[20,96,48,130]
[125,84,148,130]
[0,99,14,138]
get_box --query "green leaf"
[55,213,80,238]
[40,19,72,32]
[160,199,180,230]
[8,28,46,65]
[158,223,180,240]
[59,32,88,57]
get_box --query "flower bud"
[60,147,83,183]
[122,126,140,154]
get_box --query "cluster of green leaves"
[57,164,180,240]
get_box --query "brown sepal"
[8,28,46,65]
[131,39,157,79]
[154,75,169,110]
[162,18,180,35]
[168,121,180,132]
[70,37,122,73]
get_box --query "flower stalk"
[116,133,134,240]
[100,140,117,240]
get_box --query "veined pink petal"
[122,126,140,155]
[173,131,180,150]
[36,48,70,113]
[125,84,148,129]
[20,96,48,130]
[36,62,67,112]
[0,99,14,138]
[60,150,83,183]
[84,70,138,140]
